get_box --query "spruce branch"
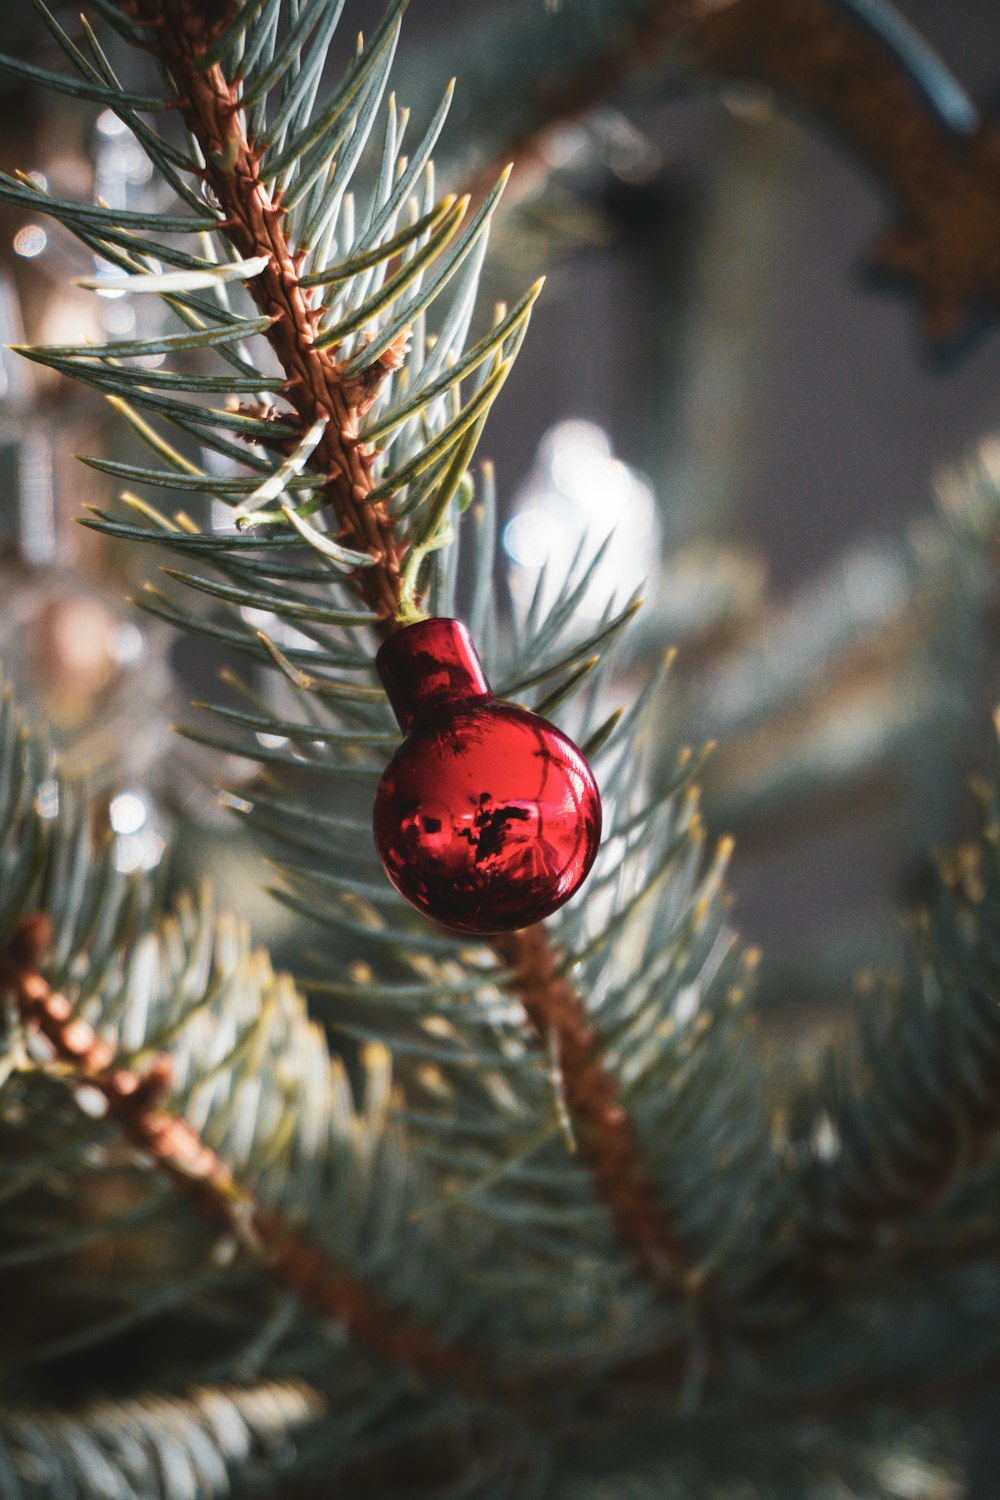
[83,0,704,1316]
[11,4,1000,1494]
[118,0,409,626]
[0,1380,325,1500]
[494,925,699,1297]
[0,909,496,1399]
[768,763,1000,1296]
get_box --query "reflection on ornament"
[373,618,602,934]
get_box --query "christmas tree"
[2,1,1000,1496]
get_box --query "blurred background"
[3,0,1000,1053]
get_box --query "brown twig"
[0,911,719,1422]
[122,0,407,628]
[494,925,699,1297]
[0,911,492,1395]
[113,0,699,1307]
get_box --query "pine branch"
[494,926,698,1297]
[0,1380,324,1500]
[12,6,1000,1492]
[118,0,408,625]
[90,0,703,1314]
[766,765,1000,1295]
[0,653,757,1443]
[0,909,496,1400]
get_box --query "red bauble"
[373,618,602,933]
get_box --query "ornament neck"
[377,618,493,733]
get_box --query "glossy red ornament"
[373,618,602,933]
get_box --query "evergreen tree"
[2,2,1000,1496]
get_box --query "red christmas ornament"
[373,618,602,934]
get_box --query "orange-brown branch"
[123,0,407,628]
[495,926,697,1296]
[0,912,490,1394]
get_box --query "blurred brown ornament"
[689,0,1000,341]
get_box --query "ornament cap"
[377,617,492,733]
